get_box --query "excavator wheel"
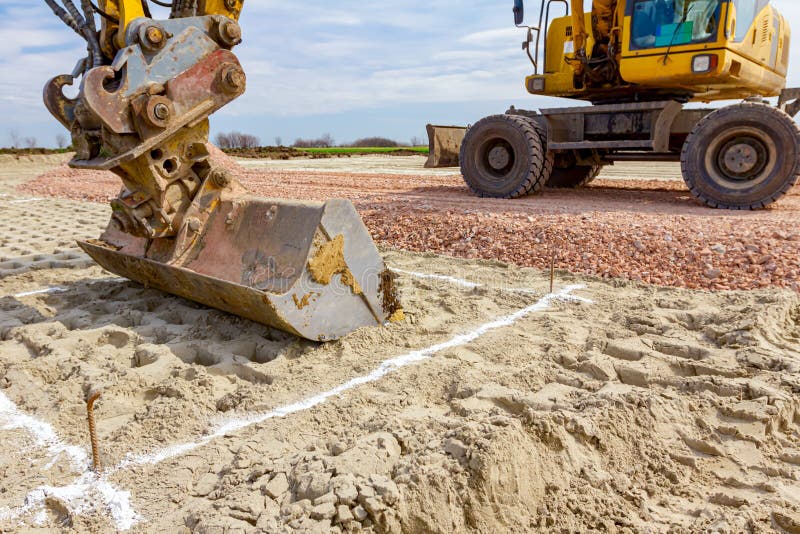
[459,114,553,198]
[681,103,800,210]
[546,165,601,188]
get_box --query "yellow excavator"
[42,0,400,341]
[429,0,800,209]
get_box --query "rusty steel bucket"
[424,124,468,168]
[79,197,399,341]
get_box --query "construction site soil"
[21,151,800,292]
[0,153,799,533]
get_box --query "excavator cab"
[518,0,789,102]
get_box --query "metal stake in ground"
[86,390,102,473]
[550,247,556,294]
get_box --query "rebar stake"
[86,391,102,473]
[550,248,556,294]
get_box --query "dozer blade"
[78,198,399,342]
[424,124,467,168]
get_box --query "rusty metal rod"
[550,248,556,294]
[86,391,102,473]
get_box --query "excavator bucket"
[424,124,467,168]
[42,7,400,341]
[79,196,398,341]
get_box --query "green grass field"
[303,146,429,155]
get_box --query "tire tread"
[460,114,551,199]
[680,102,800,210]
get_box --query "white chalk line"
[392,268,480,288]
[11,287,70,298]
[7,198,43,205]
[1,275,589,530]
[0,391,137,529]
[0,391,88,471]
[392,267,546,294]
[114,284,590,472]
[7,277,125,300]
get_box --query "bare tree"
[319,133,334,148]
[293,134,336,149]
[56,133,68,149]
[8,129,20,149]
[274,136,283,147]
[410,136,424,147]
[215,131,260,149]
[24,137,37,149]
[215,132,233,149]
[350,137,398,148]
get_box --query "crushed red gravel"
[20,154,800,292]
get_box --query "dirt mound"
[2,224,799,531]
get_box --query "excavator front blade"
[424,124,467,168]
[79,197,399,341]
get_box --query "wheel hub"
[722,143,758,175]
[715,136,768,181]
[487,146,511,171]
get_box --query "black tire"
[460,114,552,198]
[681,103,800,210]
[547,164,602,188]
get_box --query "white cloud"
[4,0,800,145]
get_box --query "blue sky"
[2,0,800,147]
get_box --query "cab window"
[631,0,721,49]
[732,0,769,42]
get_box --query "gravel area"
[20,154,800,292]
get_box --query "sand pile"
[1,245,800,532]
[1,178,800,532]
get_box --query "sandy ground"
[0,155,798,533]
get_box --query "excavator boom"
[42,0,400,340]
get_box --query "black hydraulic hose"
[170,0,196,18]
[43,0,83,36]
[149,0,173,6]
[60,0,104,68]
[89,1,119,23]
[140,0,152,18]
[80,0,97,33]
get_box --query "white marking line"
[1,276,589,530]
[8,198,43,204]
[8,278,125,299]
[393,267,542,294]
[392,268,480,288]
[12,287,69,298]
[116,285,590,470]
[0,392,138,530]
[0,391,88,471]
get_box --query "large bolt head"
[220,65,246,94]
[218,20,243,47]
[153,103,170,121]
[210,168,234,188]
[145,26,165,46]
[143,96,173,128]
[224,23,242,41]
[187,218,202,234]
